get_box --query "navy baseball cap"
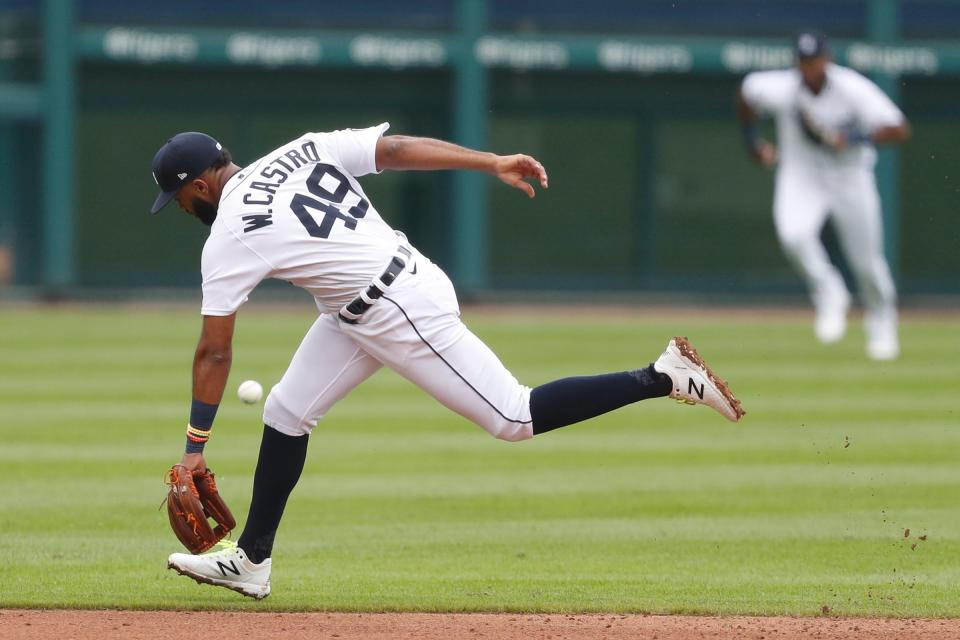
[794,30,829,60]
[150,132,223,214]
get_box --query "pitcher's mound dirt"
[2,610,960,640]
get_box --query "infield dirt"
[2,610,960,640]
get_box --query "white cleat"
[815,308,847,344]
[864,308,899,361]
[866,338,900,361]
[814,292,850,344]
[654,336,745,422]
[168,541,271,600]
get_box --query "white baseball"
[237,379,263,404]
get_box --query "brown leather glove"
[164,464,237,554]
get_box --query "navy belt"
[338,246,413,324]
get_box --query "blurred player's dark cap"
[150,132,223,214]
[794,30,830,60]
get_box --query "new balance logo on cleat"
[688,378,704,400]
[217,560,240,577]
[654,336,745,422]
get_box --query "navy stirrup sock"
[238,425,309,564]
[530,364,672,435]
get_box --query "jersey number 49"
[290,163,369,239]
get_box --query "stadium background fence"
[1,0,958,300]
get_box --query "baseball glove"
[164,464,236,554]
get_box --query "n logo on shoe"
[217,560,241,577]
[687,378,704,400]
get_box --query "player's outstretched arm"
[376,135,548,198]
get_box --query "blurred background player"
[736,30,911,360]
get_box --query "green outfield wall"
[2,0,959,298]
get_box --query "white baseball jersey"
[200,122,400,316]
[741,63,905,170]
[199,123,534,442]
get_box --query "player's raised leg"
[773,168,850,343]
[347,259,743,438]
[529,335,744,428]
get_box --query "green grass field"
[1,305,958,615]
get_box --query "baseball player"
[736,30,911,360]
[150,125,744,599]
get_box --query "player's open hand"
[755,140,778,168]
[493,154,549,198]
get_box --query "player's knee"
[485,418,533,442]
[486,387,534,441]
[263,389,316,437]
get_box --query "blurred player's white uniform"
[741,63,904,359]
[200,123,533,441]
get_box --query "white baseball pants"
[772,164,897,321]
[263,249,534,441]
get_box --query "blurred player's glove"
[164,464,236,554]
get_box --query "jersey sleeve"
[741,70,794,115]
[309,122,391,177]
[199,234,272,316]
[851,76,905,131]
